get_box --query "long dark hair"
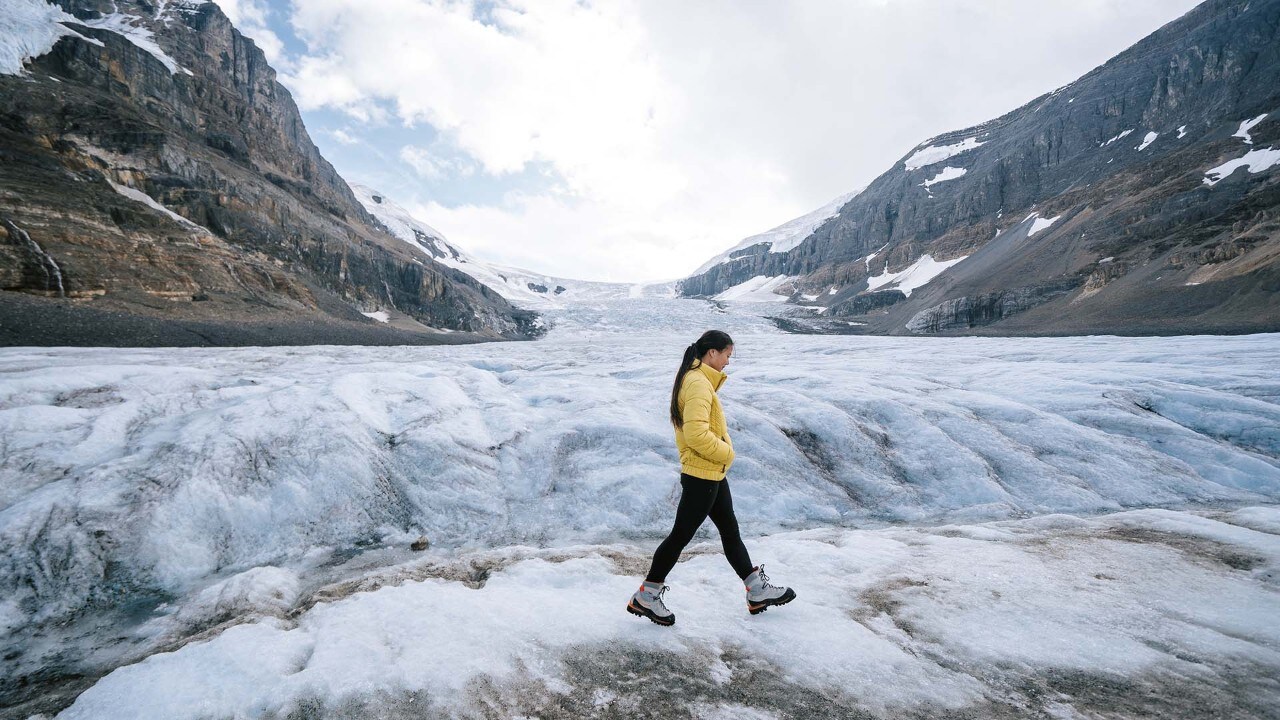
[670,329,734,429]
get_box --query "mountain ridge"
[0,0,543,346]
[681,0,1280,336]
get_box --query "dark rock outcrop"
[0,0,543,345]
[682,0,1280,336]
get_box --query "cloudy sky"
[216,0,1202,283]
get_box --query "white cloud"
[328,128,359,145]
[409,193,691,284]
[399,144,476,180]
[278,0,1203,282]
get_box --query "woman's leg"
[645,475,720,583]
[707,477,755,579]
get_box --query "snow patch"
[866,254,968,297]
[1100,129,1133,147]
[712,274,795,302]
[77,12,191,75]
[904,138,985,171]
[108,180,207,233]
[1136,132,1158,151]
[920,166,967,189]
[1177,125,1188,139]
[1233,114,1268,145]
[361,311,390,323]
[1203,147,1280,186]
[1026,213,1062,237]
[863,243,889,272]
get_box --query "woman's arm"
[682,382,734,465]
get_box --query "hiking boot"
[627,580,675,626]
[744,564,795,615]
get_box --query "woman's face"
[703,344,733,372]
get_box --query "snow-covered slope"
[691,191,861,277]
[351,183,678,305]
[0,0,83,76]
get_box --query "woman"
[626,330,796,626]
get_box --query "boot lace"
[652,585,671,614]
[756,564,780,590]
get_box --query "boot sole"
[748,588,796,615]
[627,600,675,626]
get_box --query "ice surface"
[1203,147,1280,186]
[4,300,1280,717]
[1233,114,1268,144]
[865,253,968,296]
[54,507,1280,719]
[903,138,984,172]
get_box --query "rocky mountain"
[682,0,1280,336]
[0,0,543,347]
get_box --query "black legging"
[646,473,754,583]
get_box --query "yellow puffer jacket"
[674,361,734,480]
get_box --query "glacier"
[2,297,1279,718]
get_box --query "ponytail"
[670,330,734,429]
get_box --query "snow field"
[54,506,1280,718]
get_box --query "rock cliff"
[0,0,543,346]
